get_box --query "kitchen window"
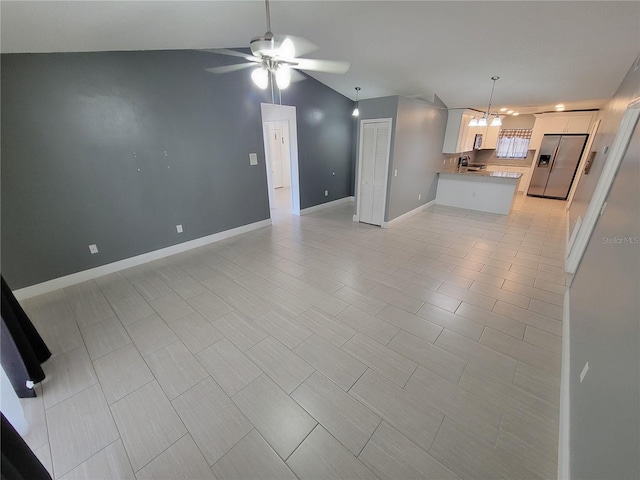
[495,128,532,158]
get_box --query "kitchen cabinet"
[486,165,532,193]
[443,109,480,153]
[436,171,520,214]
[480,125,500,150]
[530,112,595,156]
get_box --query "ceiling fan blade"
[293,58,350,74]
[201,48,261,63]
[289,69,307,83]
[273,35,318,59]
[205,63,256,74]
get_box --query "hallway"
[19,194,566,479]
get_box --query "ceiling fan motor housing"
[250,33,278,58]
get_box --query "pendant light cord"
[486,76,499,119]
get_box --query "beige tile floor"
[18,187,566,479]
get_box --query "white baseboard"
[558,289,571,480]
[384,199,436,228]
[13,219,272,300]
[300,196,354,215]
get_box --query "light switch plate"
[89,244,98,254]
[249,153,258,165]
[176,224,183,233]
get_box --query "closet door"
[358,119,392,226]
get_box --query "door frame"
[260,103,300,215]
[353,118,393,227]
[566,119,601,210]
[566,98,640,274]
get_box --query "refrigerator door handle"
[549,146,560,173]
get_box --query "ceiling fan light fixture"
[251,66,269,89]
[280,37,295,59]
[275,65,291,89]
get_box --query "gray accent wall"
[1,50,353,288]
[387,96,447,221]
[280,77,354,209]
[568,57,640,479]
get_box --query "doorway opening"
[260,104,300,216]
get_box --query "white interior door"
[266,121,291,190]
[268,126,284,188]
[357,119,392,226]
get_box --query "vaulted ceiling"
[2,1,638,114]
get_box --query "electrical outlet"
[88,244,99,254]
[394,169,398,177]
[176,224,183,233]
[249,153,258,165]
[418,194,421,200]
[324,190,329,197]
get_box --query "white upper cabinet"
[530,112,596,155]
[480,125,500,149]
[443,109,479,153]
[566,115,594,133]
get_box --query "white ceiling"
[2,1,639,114]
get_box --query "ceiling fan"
[204,0,350,90]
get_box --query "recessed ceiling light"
[512,112,519,116]
[555,104,565,111]
[507,110,514,114]
[500,107,508,112]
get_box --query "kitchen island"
[436,170,522,215]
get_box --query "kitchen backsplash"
[473,148,535,166]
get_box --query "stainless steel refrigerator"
[527,134,588,199]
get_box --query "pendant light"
[469,76,501,127]
[352,87,361,117]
